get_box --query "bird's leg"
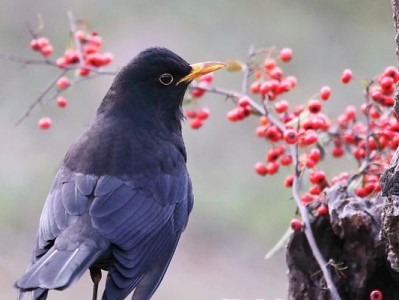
[89,267,102,300]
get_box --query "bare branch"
[14,70,68,127]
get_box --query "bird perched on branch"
[15,47,225,300]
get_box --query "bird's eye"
[159,73,174,86]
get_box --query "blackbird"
[16,47,225,300]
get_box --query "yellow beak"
[177,61,226,85]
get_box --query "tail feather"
[16,246,104,294]
[18,289,48,300]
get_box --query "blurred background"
[0,1,395,299]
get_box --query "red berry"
[255,125,267,137]
[56,57,68,68]
[309,186,322,195]
[254,162,267,176]
[345,105,357,120]
[301,193,313,204]
[74,30,86,43]
[191,87,206,98]
[309,171,326,184]
[382,96,395,107]
[283,129,298,144]
[265,126,282,142]
[305,159,316,168]
[78,68,90,77]
[189,118,203,129]
[280,155,293,166]
[384,66,399,83]
[250,81,261,94]
[227,109,239,122]
[279,48,293,62]
[370,290,383,300]
[185,109,197,119]
[40,44,53,57]
[36,37,50,48]
[259,115,269,126]
[102,52,114,65]
[56,96,67,108]
[88,34,103,47]
[286,76,298,89]
[320,86,331,101]
[269,67,283,80]
[332,147,344,157]
[84,44,99,55]
[260,81,272,95]
[266,161,279,175]
[290,219,302,232]
[353,147,366,160]
[86,53,108,67]
[64,49,79,64]
[38,117,52,130]
[56,77,70,90]
[30,39,40,51]
[274,99,289,114]
[341,68,352,84]
[264,58,277,70]
[199,72,214,83]
[197,108,210,120]
[317,205,329,216]
[238,96,251,108]
[379,76,394,90]
[302,130,318,145]
[370,87,383,102]
[266,148,280,162]
[355,187,367,197]
[308,148,321,163]
[284,174,295,187]
[307,99,322,114]
[276,144,286,155]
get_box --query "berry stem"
[67,10,85,69]
[241,45,255,95]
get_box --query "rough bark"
[287,184,399,299]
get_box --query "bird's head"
[99,47,225,126]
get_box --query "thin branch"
[0,53,52,66]
[14,70,68,127]
[242,45,255,95]
[67,10,85,68]
[0,53,118,75]
[291,146,342,300]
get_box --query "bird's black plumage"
[16,47,198,300]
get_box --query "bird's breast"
[64,120,186,177]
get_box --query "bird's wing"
[16,167,108,295]
[89,171,193,300]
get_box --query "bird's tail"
[16,245,105,300]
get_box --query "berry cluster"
[30,37,54,57]
[55,31,113,75]
[185,47,398,223]
[185,107,210,129]
[184,73,215,129]
[28,29,113,130]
